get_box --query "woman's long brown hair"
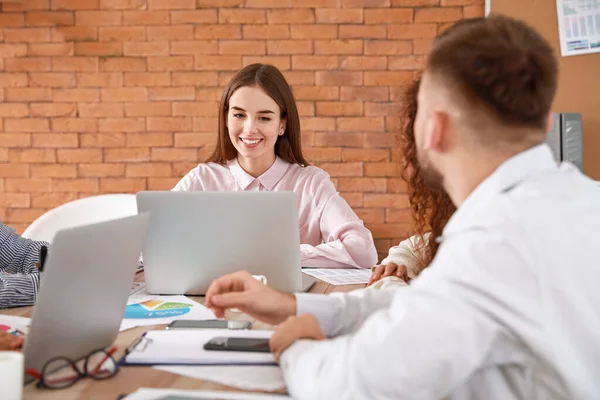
[399,79,456,272]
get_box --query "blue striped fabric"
[0,221,49,308]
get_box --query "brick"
[196,0,244,5]
[30,103,77,117]
[9,149,56,163]
[315,40,363,55]
[0,164,29,178]
[296,101,315,116]
[51,117,97,132]
[342,148,389,162]
[148,56,194,71]
[315,8,362,23]
[195,87,223,101]
[291,24,337,39]
[195,55,241,71]
[124,102,171,117]
[147,87,194,101]
[391,0,438,4]
[171,9,217,24]
[364,193,407,208]
[292,56,338,70]
[364,71,412,86]
[339,192,362,207]
[365,40,411,55]
[100,57,146,72]
[387,177,407,193]
[193,117,218,132]
[219,40,266,55]
[195,24,241,40]
[415,7,462,22]
[147,25,194,41]
[5,58,51,72]
[52,57,98,72]
[291,0,337,5]
[6,88,52,102]
[25,43,71,58]
[52,26,98,42]
[99,117,146,132]
[52,178,99,192]
[340,56,386,71]
[57,149,103,163]
[31,192,77,208]
[74,42,122,56]
[26,11,74,26]
[219,9,266,24]
[172,72,218,86]
[126,163,172,177]
[151,148,197,161]
[52,0,99,10]
[5,118,49,133]
[246,0,292,5]
[364,8,413,23]
[75,11,122,26]
[0,73,28,87]
[267,9,314,24]
[338,117,384,132]
[100,0,148,8]
[172,102,216,116]
[4,28,50,42]
[123,11,169,25]
[316,102,363,117]
[0,193,30,208]
[0,133,31,147]
[389,55,426,71]
[149,0,195,8]
[29,72,76,87]
[53,88,99,102]
[0,104,29,117]
[316,71,363,86]
[31,164,77,178]
[0,13,25,28]
[369,223,410,238]
[81,133,126,147]
[173,132,214,147]
[127,132,173,147]
[302,117,336,131]
[338,177,387,192]
[356,208,386,224]
[77,72,123,87]
[147,178,180,190]
[242,56,291,71]
[385,208,411,223]
[340,25,387,39]
[100,178,146,192]
[464,5,485,18]
[172,162,197,176]
[282,71,314,85]
[32,133,78,147]
[147,117,193,131]
[342,0,390,5]
[99,27,146,41]
[365,162,400,177]
[315,132,362,147]
[101,87,147,102]
[104,148,150,162]
[124,72,170,86]
[388,23,437,39]
[442,0,482,5]
[78,163,125,177]
[0,44,27,58]
[413,38,434,55]
[320,162,363,177]
[170,41,218,55]
[303,147,341,162]
[243,25,289,40]
[293,86,339,101]
[364,132,394,147]
[266,40,312,55]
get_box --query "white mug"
[252,275,268,285]
[0,351,24,400]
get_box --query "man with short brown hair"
[205,15,600,399]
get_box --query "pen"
[38,245,47,272]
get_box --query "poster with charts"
[556,0,600,56]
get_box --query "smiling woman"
[172,64,378,270]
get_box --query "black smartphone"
[166,319,251,330]
[203,337,271,353]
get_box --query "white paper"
[556,0,600,56]
[122,387,292,400]
[155,365,285,392]
[302,268,371,285]
[124,329,275,366]
[0,315,31,335]
[119,286,215,331]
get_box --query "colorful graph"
[0,324,22,335]
[124,299,193,319]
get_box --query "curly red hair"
[398,79,456,272]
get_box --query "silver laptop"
[136,191,310,295]
[23,214,150,373]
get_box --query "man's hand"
[368,262,408,286]
[270,314,327,362]
[0,331,23,351]
[205,270,297,325]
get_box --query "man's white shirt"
[282,144,600,400]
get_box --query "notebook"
[122,329,276,366]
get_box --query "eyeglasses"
[26,347,119,389]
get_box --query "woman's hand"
[368,262,408,286]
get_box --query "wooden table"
[1,279,365,400]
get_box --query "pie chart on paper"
[124,299,192,319]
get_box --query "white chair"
[22,194,138,243]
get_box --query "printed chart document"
[0,315,30,335]
[122,387,292,400]
[556,0,600,56]
[155,365,285,392]
[120,284,215,331]
[302,268,371,285]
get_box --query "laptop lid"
[23,213,150,373]
[137,191,302,295]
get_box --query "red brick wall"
[0,0,483,260]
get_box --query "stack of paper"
[302,268,371,285]
[122,388,292,400]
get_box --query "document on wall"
[302,268,371,285]
[556,0,600,56]
[122,387,292,400]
